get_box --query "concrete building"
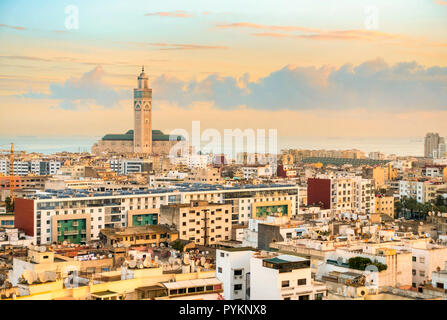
[99,225,178,248]
[14,183,299,245]
[216,247,255,300]
[307,175,375,214]
[216,248,327,300]
[250,252,326,300]
[392,239,447,289]
[159,200,232,245]
[425,133,443,158]
[375,195,394,218]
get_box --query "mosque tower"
[133,66,152,154]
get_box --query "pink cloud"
[145,10,193,18]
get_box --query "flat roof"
[162,278,221,290]
[91,290,118,297]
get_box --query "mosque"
[91,67,183,155]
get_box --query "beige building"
[159,200,232,245]
[375,195,395,218]
[99,225,178,247]
[185,167,223,184]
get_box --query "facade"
[425,133,442,158]
[14,184,299,245]
[185,167,223,184]
[375,195,395,218]
[216,248,327,300]
[308,175,375,214]
[216,247,255,300]
[99,225,178,247]
[159,200,232,245]
[393,239,447,289]
[250,252,326,300]
[399,180,447,203]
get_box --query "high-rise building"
[424,133,441,158]
[133,66,152,154]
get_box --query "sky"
[0,0,447,146]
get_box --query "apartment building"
[241,164,275,179]
[216,248,327,300]
[399,180,447,203]
[216,247,255,300]
[99,225,178,247]
[14,184,299,245]
[375,195,395,218]
[159,200,232,245]
[250,252,326,300]
[185,167,222,184]
[307,175,375,214]
[318,244,412,289]
[392,239,447,289]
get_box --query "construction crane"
[0,143,25,205]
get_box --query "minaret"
[133,66,152,154]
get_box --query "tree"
[435,195,446,207]
[5,197,14,213]
[171,239,184,252]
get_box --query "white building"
[393,239,447,288]
[216,248,327,300]
[216,248,254,300]
[250,252,326,300]
[399,180,424,203]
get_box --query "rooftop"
[101,129,184,142]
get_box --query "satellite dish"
[137,262,144,269]
[39,272,49,283]
[22,270,38,285]
[108,254,113,258]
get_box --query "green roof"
[302,157,390,166]
[264,257,289,264]
[102,130,184,141]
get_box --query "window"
[419,271,425,277]
[220,252,225,258]
[283,297,291,300]
[234,269,242,276]
[281,280,290,288]
[218,267,222,273]
[419,257,425,264]
[299,295,309,300]
[412,256,416,262]
[298,278,307,286]
[412,269,416,276]
[315,293,324,300]
[234,284,242,291]
[205,285,213,291]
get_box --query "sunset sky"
[1,0,446,142]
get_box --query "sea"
[0,136,424,157]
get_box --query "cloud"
[145,11,193,18]
[0,23,26,30]
[151,58,447,111]
[22,66,127,110]
[217,22,447,47]
[122,41,228,50]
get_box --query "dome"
[138,66,148,79]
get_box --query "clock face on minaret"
[133,67,152,154]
